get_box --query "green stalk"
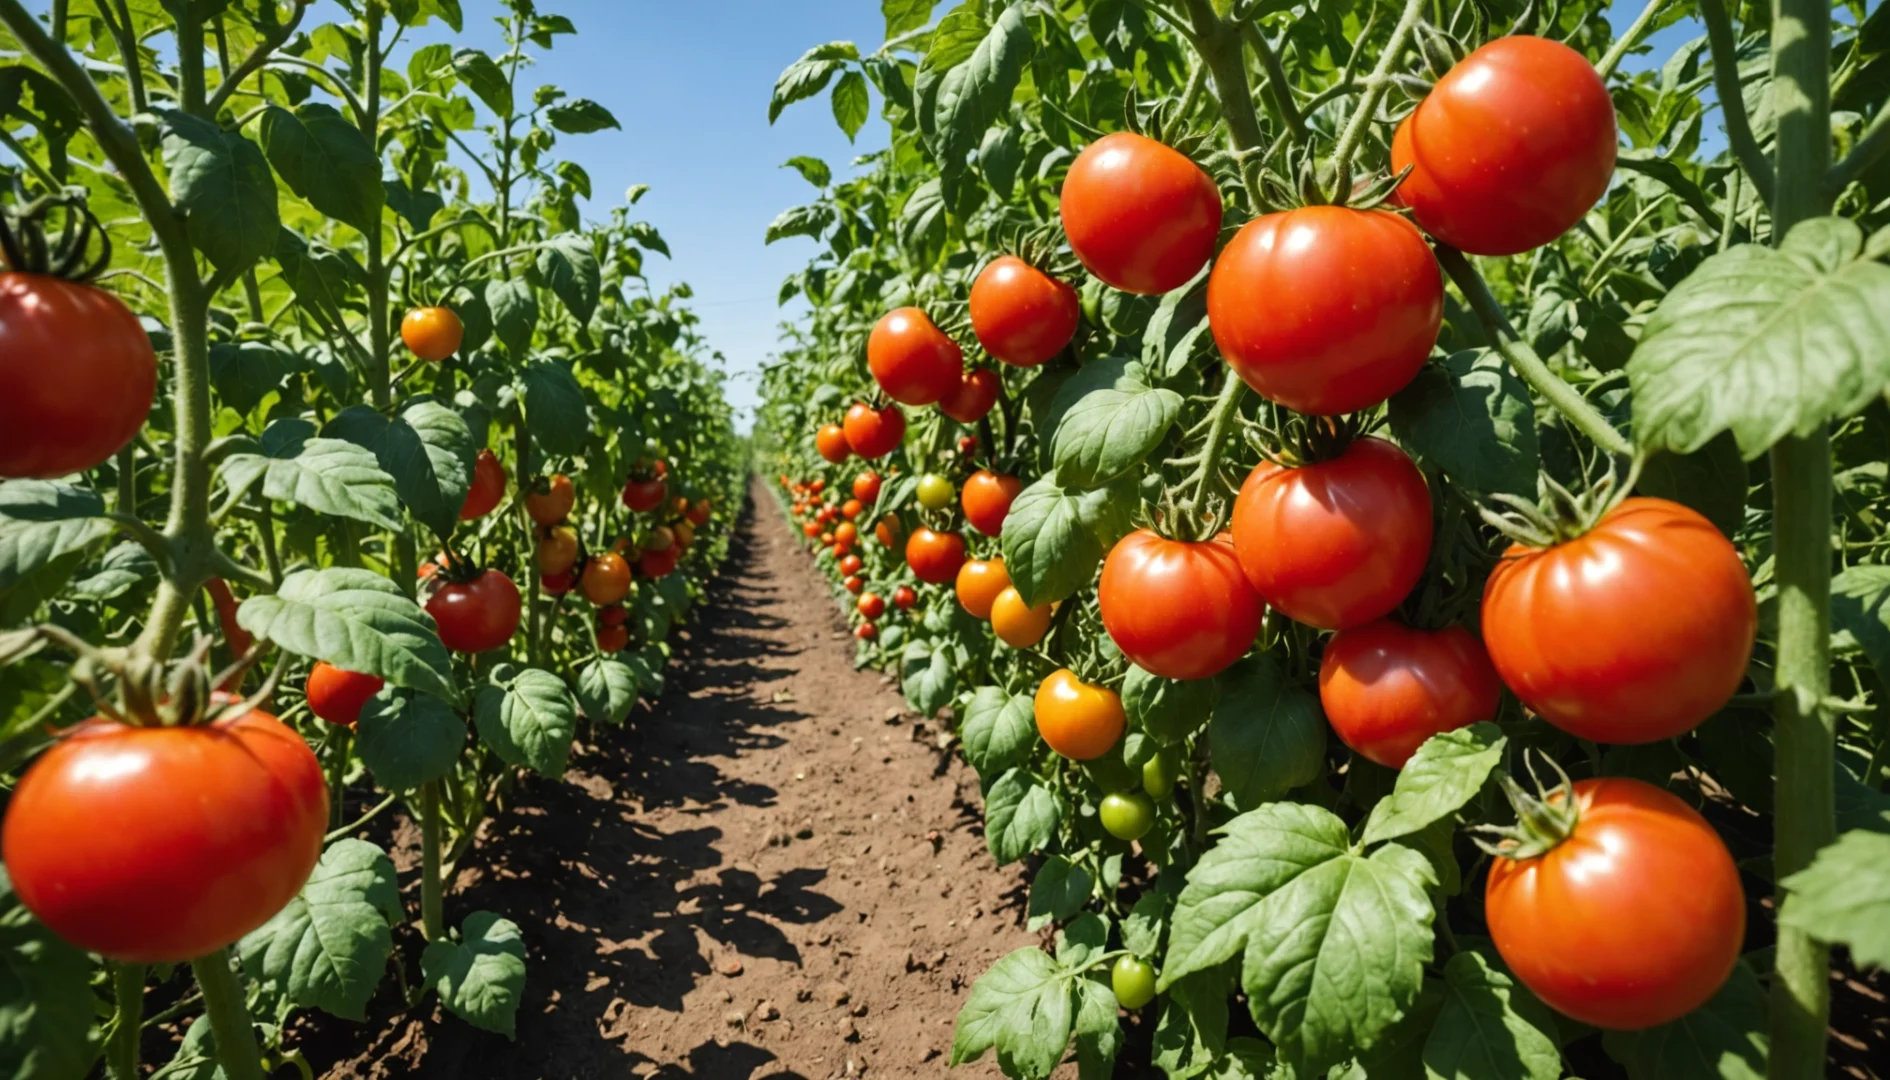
[190,949,262,1080]
[361,3,394,409]
[420,780,445,939]
[1327,0,1426,183]
[327,727,352,831]
[106,963,145,1080]
[1179,0,1268,196]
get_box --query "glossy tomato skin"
[1481,498,1755,743]
[906,526,968,585]
[991,587,1053,648]
[536,525,580,576]
[892,585,918,611]
[622,474,668,513]
[868,308,963,406]
[969,256,1080,366]
[1208,207,1442,415]
[940,368,1001,424]
[687,499,712,527]
[2,710,327,962]
[580,552,632,606]
[458,449,507,521]
[816,423,852,464]
[1232,438,1432,630]
[639,544,680,579]
[1,274,157,479]
[1392,36,1617,256]
[844,402,906,458]
[1486,778,1745,1029]
[401,306,463,362]
[1100,791,1156,841]
[427,569,522,653]
[955,558,1012,620]
[852,471,883,504]
[526,473,575,525]
[1318,620,1500,767]
[858,592,886,620]
[1099,530,1260,680]
[1034,670,1125,760]
[962,470,1022,537]
[306,662,385,728]
[1061,133,1222,295]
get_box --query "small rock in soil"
[716,956,744,977]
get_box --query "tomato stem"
[1594,0,1674,81]
[1326,0,1426,190]
[420,780,446,940]
[191,948,265,1080]
[106,963,144,1080]
[1181,373,1247,526]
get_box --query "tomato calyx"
[0,190,113,281]
[1472,753,1583,862]
[1480,459,1640,548]
[31,626,279,731]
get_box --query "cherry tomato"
[856,622,878,641]
[839,554,863,577]
[1112,956,1158,1010]
[526,473,575,525]
[428,569,522,653]
[810,479,826,494]
[841,499,863,522]
[1486,778,1744,1029]
[874,514,903,549]
[581,552,632,606]
[639,544,680,579]
[1481,498,1755,743]
[541,568,575,596]
[905,526,967,585]
[969,255,1079,367]
[955,558,1012,620]
[802,522,821,539]
[1318,620,1501,768]
[599,605,628,629]
[892,585,918,611]
[844,402,907,459]
[916,473,955,511]
[821,531,835,546]
[596,625,629,653]
[868,308,963,406]
[305,662,384,729]
[1143,748,1181,799]
[1208,207,1441,416]
[853,471,883,504]
[1099,530,1260,680]
[1034,670,1125,760]
[961,470,1021,537]
[536,525,580,576]
[858,592,885,620]
[687,499,712,526]
[816,422,852,464]
[831,542,851,560]
[1060,132,1222,295]
[401,305,463,362]
[0,274,157,479]
[835,521,859,546]
[991,587,1053,648]
[622,473,669,513]
[958,435,979,457]
[2,708,326,963]
[1392,36,1617,256]
[838,575,860,595]
[940,367,1000,424]
[459,449,506,521]
[1100,791,1156,841]
[1232,438,1432,630]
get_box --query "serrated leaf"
[544,98,620,133]
[323,401,476,541]
[239,839,401,1021]
[421,911,526,1038]
[485,277,539,357]
[576,659,638,725]
[236,568,457,703]
[1637,431,1749,539]
[0,867,99,1080]
[985,767,1060,865]
[68,541,158,602]
[1421,951,1561,1080]
[882,0,932,38]
[1601,960,1768,1079]
[0,481,110,594]
[475,668,577,777]
[962,687,1038,778]
[208,343,288,416]
[1124,665,1219,744]
[898,177,947,264]
[221,422,402,530]
[162,110,279,271]
[934,6,1033,168]
[1000,477,1118,606]
[1832,563,1890,680]
[520,362,590,456]
[1052,378,1183,487]
[769,42,858,123]
[259,103,383,233]
[1779,828,1890,969]
[1073,974,1124,1079]
[1027,856,1094,932]
[1389,351,1538,498]
[1210,656,1326,810]
[1361,724,1506,846]
[782,156,831,188]
[900,639,957,716]
[949,947,1073,1078]
[354,689,465,790]
[535,235,600,325]
[1123,891,1167,959]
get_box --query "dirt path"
[313,483,1040,1080]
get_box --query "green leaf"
[1421,951,1561,1080]
[475,667,577,777]
[962,687,1038,778]
[985,767,1061,865]
[421,911,527,1038]
[1210,657,1326,810]
[770,42,859,123]
[1337,979,1443,1080]
[1601,960,1768,1080]
[208,343,288,415]
[355,689,466,791]
[1072,974,1124,1079]
[1360,724,1506,846]
[1122,891,1167,959]
[1779,828,1890,969]
[0,481,110,595]
[1000,477,1119,607]
[949,947,1073,1078]
[1124,665,1220,744]
[535,235,600,325]
[0,866,99,1080]
[520,362,590,456]
[221,421,402,530]
[485,277,539,356]
[898,177,948,265]
[882,0,933,38]
[275,229,363,327]
[452,49,513,117]
[900,639,957,716]
[1052,376,1183,488]
[323,402,476,542]
[1832,563,1890,680]
[1163,802,1436,1075]
[782,156,832,188]
[980,124,1022,199]
[544,98,620,134]
[924,5,989,72]
[239,839,401,1021]
[933,5,1034,169]
[258,103,383,233]
[832,69,870,141]
[576,658,638,725]
[1389,350,1539,498]
[237,568,458,703]
[1027,855,1094,932]
[162,110,279,272]
[764,202,835,245]
[1629,217,1890,459]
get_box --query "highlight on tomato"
[858,592,885,620]
[906,526,967,584]
[400,305,463,362]
[526,473,575,525]
[536,525,580,576]
[955,558,1011,619]
[868,307,963,406]
[622,469,669,513]
[852,471,883,504]
[596,624,629,653]
[968,254,1079,367]
[843,402,906,458]
[991,587,1053,649]
[961,470,1022,537]
[816,422,852,463]
[1060,131,1222,295]
[892,585,918,611]
[1099,530,1260,680]
[581,552,632,606]
[844,574,864,594]
[1033,669,1125,760]
[459,448,507,521]
[427,568,523,653]
[1318,620,1501,768]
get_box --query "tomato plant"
[1098,530,1259,680]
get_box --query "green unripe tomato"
[1143,747,1181,799]
[916,473,956,510]
[1099,790,1156,841]
[1112,955,1157,1009]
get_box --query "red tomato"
[427,569,522,652]
[1208,207,1441,416]
[0,274,157,479]
[401,305,463,362]
[1033,670,1125,760]
[858,592,886,620]
[906,526,968,585]
[1392,36,1617,256]
[599,605,629,629]
[958,434,979,458]
[939,368,1000,424]
[536,525,580,576]
[840,501,863,523]
[969,255,1079,367]
[541,568,575,595]
[856,622,878,641]
[1486,778,1744,1029]
[639,545,680,579]
[1481,498,1755,743]
[622,474,669,513]
[816,423,852,464]
[835,520,859,546]
[892,585,918,611]
[844,402,907,459]
[831,541,851,560]
[955,558,1012,620]
[1232,438,1431,630]
[801,522,820,539]
[526,473,575,526]
[306,662,385,729]
[687,499,712,526]
[868,308,963,406]
[1099,530,1261,680]
[853,471,883,504]
[845,575,865,594]
[2,709,327,962]
[596,625,630,653]
[459,449,506,521]
[839,554,863,576]
[1060,132,1221,295]
[809,479,826,494]
[581,552,632,606]
[961,470,1023,538]
[1318,620,1500,767]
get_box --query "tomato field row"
[756,0,1890,1078]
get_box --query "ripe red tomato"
[1392,36,1617,256]
[596,624,629,653]
[856,622,878,641]
[809,478,826,494]
[401,305,463,362]
[2,708,327,962]
[639,544,680,579]
[939,368,1000,424]
[906,526,967,585]
[459,449,506,521]
[961,470,1022,537]
[1318,620,1500,768]
[599,605,628,629]
[955,558,1011,620]
[858,592,885,620]
[801,522,820,539]
[840,501,863,523]
[820,531,835,546]
[1481,498,1755,743]
[581,552,632,606]
[622,473,668,513]
[306,662,385,729]
[1,274,157,479]
[892,585,918,611]
[816,423,852,464]
[1232,438,1432,630]
[845,402,907,459]
[1099,530,1260,680]
[1208,207,1441,415]
[687,499,712,526]
[1034,670,1125,760]
[845,575,865,594]
[526,473,575,525]
[969,255,1079,367]
[839,554,863,576]
[831,542,850,560]
[991,587,1053,648]
[835,520,859,545]
[1060,132,1221,295]
[853,471,883,504]
[868,308,963,406]
[428,569,522,652]
[542,568,575,595]
[1486,778,1744,1029]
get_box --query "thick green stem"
[1186,374,1247,520]
[106,963,144,1080]
[1595,0,1673,81]
[1700,0,1778,207]
[1242,26,1304,138]
[420,780,445,939]
[190,949,263,1080]
[1327,0,1426,183]
[327,727,352,831]
[1179,0,1268,203]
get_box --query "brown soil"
[301,484,1047,1080]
